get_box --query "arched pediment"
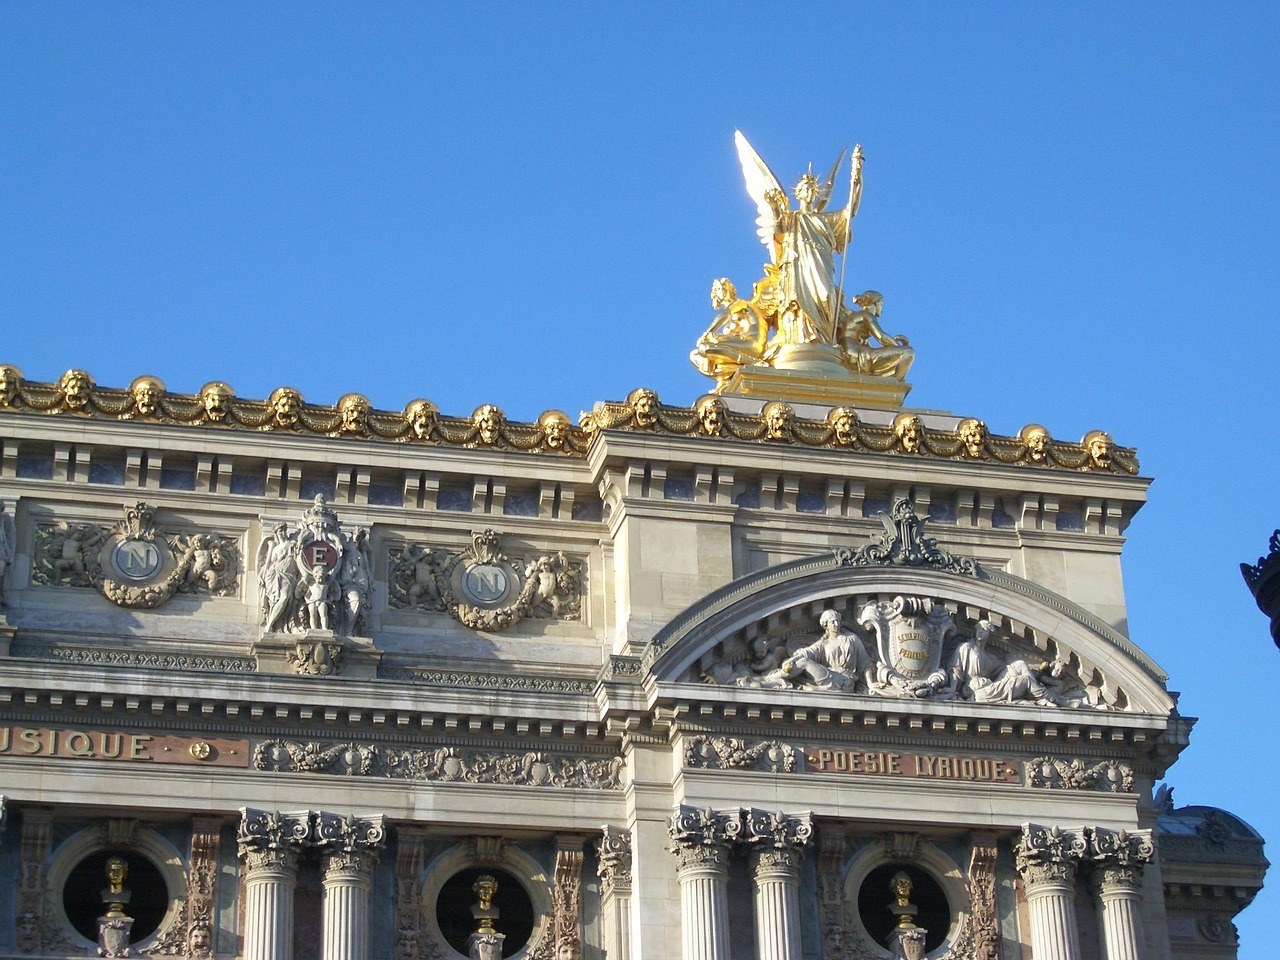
[646,516,1173,716]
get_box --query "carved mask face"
[60,371,92,409]
[0,366,20,406]
[542,415,569,449]
[132,379,162,416]
[698,399,726,436]
[1087,434,1112,469]
[270,389,301,428]
[201,384,231,421]
[406,401,437,440]
[631,390,658,427]
[896,416,922,453]
[474,406,503,444]
[765,404,792,440]
[340,395,369,433]
[830,408,856,445]
[959,419,986,457]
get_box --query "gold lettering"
[976,759,992,781]
[849,752,863,773]
[817,749,833,769]
[129,735,154,760]
[18,729,44,755]
[864,752,878,774]
[888,753,902,775]
[834,751,848,772]
[960,758,976,780]
[937,757,953,777]
[65,732,93,758]
[918,755,935,776]
[0,727,9,752]
[98,733,123,759]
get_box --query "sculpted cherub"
[827,406,858,446]
[696,395,728,437]
[337,393,371,435]
[58,369,94,410]
[1083,430,1114,470]
[129,376,165,418]
[1020,424,1051,463]
[761,401,794,441]
[404,399,438,441]
[690,277,767,383]
[893,413,925,454]
[0,365,23,407]
[473,404,505,445]
[538,410,573,450]
[957,418,988,458]
[628,387,659,428]
[199,381,234,423]
[269,387,303,429]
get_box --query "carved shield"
[865,596,952,681]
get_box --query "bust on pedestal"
[468,874,505,960]
[98,855,134,958]
[885,871,927,960]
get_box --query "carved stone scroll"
[16,807,53,954]
[183,818,220,959]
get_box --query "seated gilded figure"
[689,277,770,386]
[835,291,914,381]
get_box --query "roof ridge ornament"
[834,498,978,576]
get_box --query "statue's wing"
[734,130,784,249]
[814,147,847,212]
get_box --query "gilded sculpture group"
[706,600,1100,710]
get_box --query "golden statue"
[691,132,915,408]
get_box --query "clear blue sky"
[3,3,1278,950]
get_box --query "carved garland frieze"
[0,365,1139,472]
[388,529,583,632]
[1026,757,1134,793]
[684,736,797,772]
[253,738,625,790]
[32,502,239,610]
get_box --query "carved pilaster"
[597,827,632,960]
[816,830,851,960]
[550,837,585,960]
[16,807,53,955]
[394,827,427,960]
[967,831,1001,960]
[184,817,222,959]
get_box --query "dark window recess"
[63,850,168,944]
[663,477,694,501]
[16,457,53,480]
[503,494,538,517]
[369,484,404,507]
[570,500,602,522]
[300,479,335,502]
[159,468,196,491]
[230,473,267,497]
[797,492,826,513]
[435,867,534,958]
[89,463,125,485]
[857,863,950,955]
[438,490,473,512]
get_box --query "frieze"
[0,365,1139,472]
[16,644,257,673]
[387,530,583,632]
[684,736,797,772]
[31,502,239,610]
[805,747,1022,784]
[0,726,248,767]
[1026,756,1135,793]
[381,666,593,694]
[253,738,625,790]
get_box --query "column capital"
[237,808,312,873]
[1088,827,1154,893]
[597,826,633,897]
[1014,823,1088,889]
[669,806,739,874]
[742,809,813,852]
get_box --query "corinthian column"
[315,813,386,960]
[669,806,740,960]
[238,809,313,960]
[597,826,633,960]
[1014,824,1087,960]
[743,809,813,960]
[1089,828,1154,960]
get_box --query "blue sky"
[3,3,1278,950]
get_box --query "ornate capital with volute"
[669,806,741,873]
[315,812,386,879]
[597,826,633,897]
[1088,827,1154,893]
[237,808,312,873]
[743,809,813,879]
[1014,824,1088,889]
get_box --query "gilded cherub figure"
[836,291,914,380]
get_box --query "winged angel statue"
[691,132,913,389]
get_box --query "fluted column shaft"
[321,850,374,960]
[1024,877,1082,960]
[242,849,300,960]
[1096,882,1144,960]
[674,846,730,960]
[750,848,803,960]
[1089,829,1153,960]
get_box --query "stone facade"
[0,370,1264,959]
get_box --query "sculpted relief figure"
[690,278,768,385]
[779,610,875,692]
[948,619,1060,706]
[257,496,372,638]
